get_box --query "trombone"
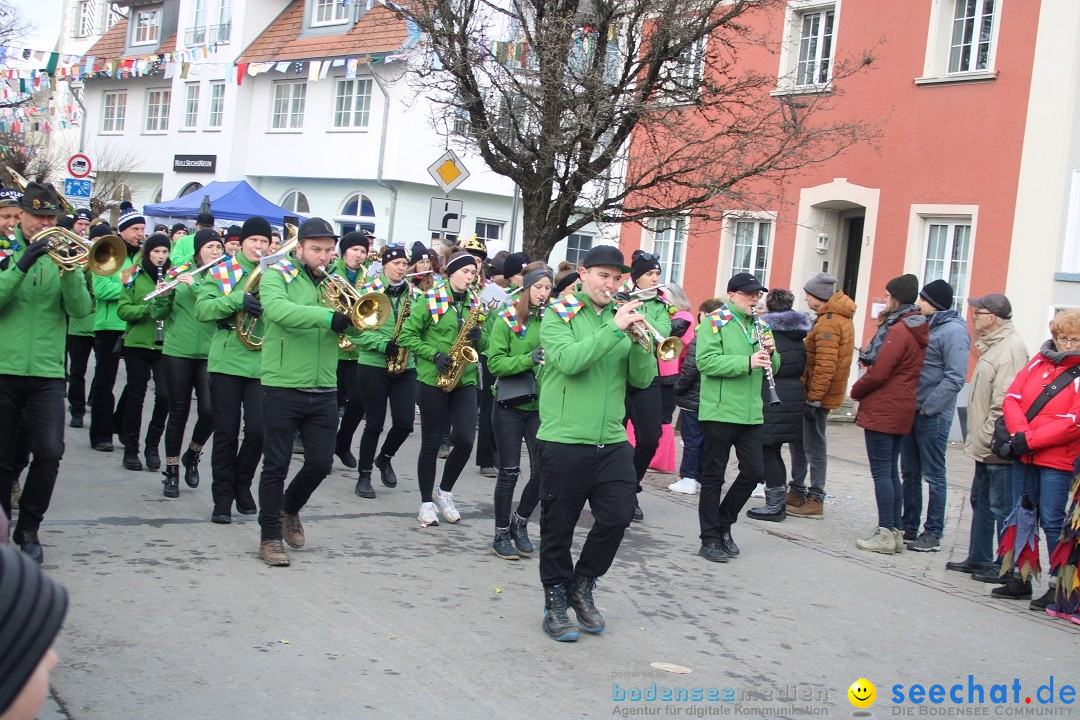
[143,256,225,301]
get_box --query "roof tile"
[238,2,408,64]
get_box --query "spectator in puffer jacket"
[671,298,724,494]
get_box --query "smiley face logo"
[848,678,876,708]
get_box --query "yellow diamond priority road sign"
[427,150,470,194]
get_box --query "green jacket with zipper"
[67,268,96,337]
[194,253,260,378]
[639,294,673,339]
[397,281,486,388]
[118,267,167,350]
[537,292,657,444]
[696,303,781,425]
[150,275,215,360]
[259,257,362,389]
[0,225,93,378]
[351,272,419,371]
[486,305,544,412]
[329,257,366,362]
[92,254,134,332]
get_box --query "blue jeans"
[678,409,704,480]
[900,412,952,538]
[1010,462,1073,565]
[865,430,905,529]
[967,462,1012,565]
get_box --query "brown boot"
[784,491,806,509]
[260,539,290,567]
[788,497,824,519]
[282,512,305,549]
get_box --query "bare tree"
[81,141,144,219]
[400,0,878,259]
[0,0,31,49]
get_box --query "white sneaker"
[855,527,897,555]
[435,488,461,523]
[668,477,699,494]
[418,501,440,527]
[750,483,766,498]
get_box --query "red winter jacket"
[850,310,930,435]
[1002,343,1080,472]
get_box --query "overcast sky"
[20,0,64,50]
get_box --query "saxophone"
[386,291,413,375]
[436,293,481,392]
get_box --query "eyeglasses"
[973,310,995,317]
[1054,336,1080,347]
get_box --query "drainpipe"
[371,70,397,244]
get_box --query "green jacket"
[696,303,781,425]
[537,292,656,444]
[67,269,96,337]
[0,226,93,378]
[194,253,260,378]
[398,281,486,388]
[639,295,673,339]
[259,257,362,389]
[486,305,543,411]
[170,233,195,268]
[329,257,366,361]
[150,275,215,360]
[118,266,168,350]
[92,254,135,332]
[351,272,419,371]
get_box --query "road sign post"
[427,150,470,194]
[67,154,92,179]
[64,178,93,209]
[428,198,463,236]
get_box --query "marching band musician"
[486,261,552,560]
[398,250,486,527]
[64,221,107,429]
[0,182,93,563]
[350,243,417,499]
[331,231,370,471]
[116,233,172,479]
[255,217,363,567]
[535,246,656,642]
[407,241,434,292]
[194,217,271,524]
[149,229,223,498]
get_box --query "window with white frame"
[188,0,232,45]
[731,219,771,283]
[475,220,503,246]
[796,8,835,86]
[145,88,171,132]
[565,233,593,266]
[332,79,373,129]
[281,190,310,214]
[948,0,996,73]
[922,218,972,311]
[75,0,100,38]
[653,217,688,284]
[132,8,161,45]
[661,38,706,103]
[338,193,376,236]
[271,81,307,130]
[191,0,207,43]
[313,0,349,25]
[182,83,200,129]
[208,82,225,128]
[102,90,126,133]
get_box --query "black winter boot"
[509,513,534,556]
[354,471,376,499]
[746,486,787,522]
[375,453,398,488]
[542,585,580,642]
[181,447,202,488]
[569,575,605,634]
[162,465,180,498]
[144,420,165,471]
[14,528,43,564]
[122,446,143,471]
[491,528,519,560]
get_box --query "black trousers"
[120,348,168,451]
[659,382,677,425]
[66,334,94,416]
[89,329,124,446]
[699,421,764,543]
[0,376,65,533]
[474,357,497,467]
[258,387,337,541]
[209,373,263,510]
[162,355,213,459]
[625,378,663,487]
[417,383,476,502]
[492,403,541,528]
[335,360,365,454]
[763,443,788,489]
[537,440,636,587]
[356,364,416,471]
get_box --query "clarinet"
[750,306,781,407]
[153,265,165,346]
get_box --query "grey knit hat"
[803,272,838,301]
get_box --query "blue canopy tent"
[143,181,303,226]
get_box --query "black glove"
[530,346,544,364]
[241,292,262,318]
[1010,432,1031,457]
[467,325,482,343]
[330,312,352,334]
[384,340,400,358]
[669,318,691,337]
[434,352,453,374]
[803,402,821,421]
[15,239,50,273]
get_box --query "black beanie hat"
[193,228,223,260]
[170,222,189,236]
[502,252,531,279]
[239,217,271,242]
[0,545,69,716]
[88,222,114,240]
[141,233,171,275]
[885,274,919,305]
[381,244,407,264]
[56,213,76,230]
[919,278,955,311]
[630,253,661,282]
[409,241,431,265]
[339,231,368,255]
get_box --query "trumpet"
[143,256,225,301]
[29,226,126,277]
[605,291,685,361]
[318,268,392,352]
[751,306,782,407]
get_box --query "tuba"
[386,290,413,374]
[319,271,391,352]
[235,222,298,350]
[436,292,481,392]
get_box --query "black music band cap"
[297,217,338,242]
[727,272,767,294]
[581,245,630,273]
